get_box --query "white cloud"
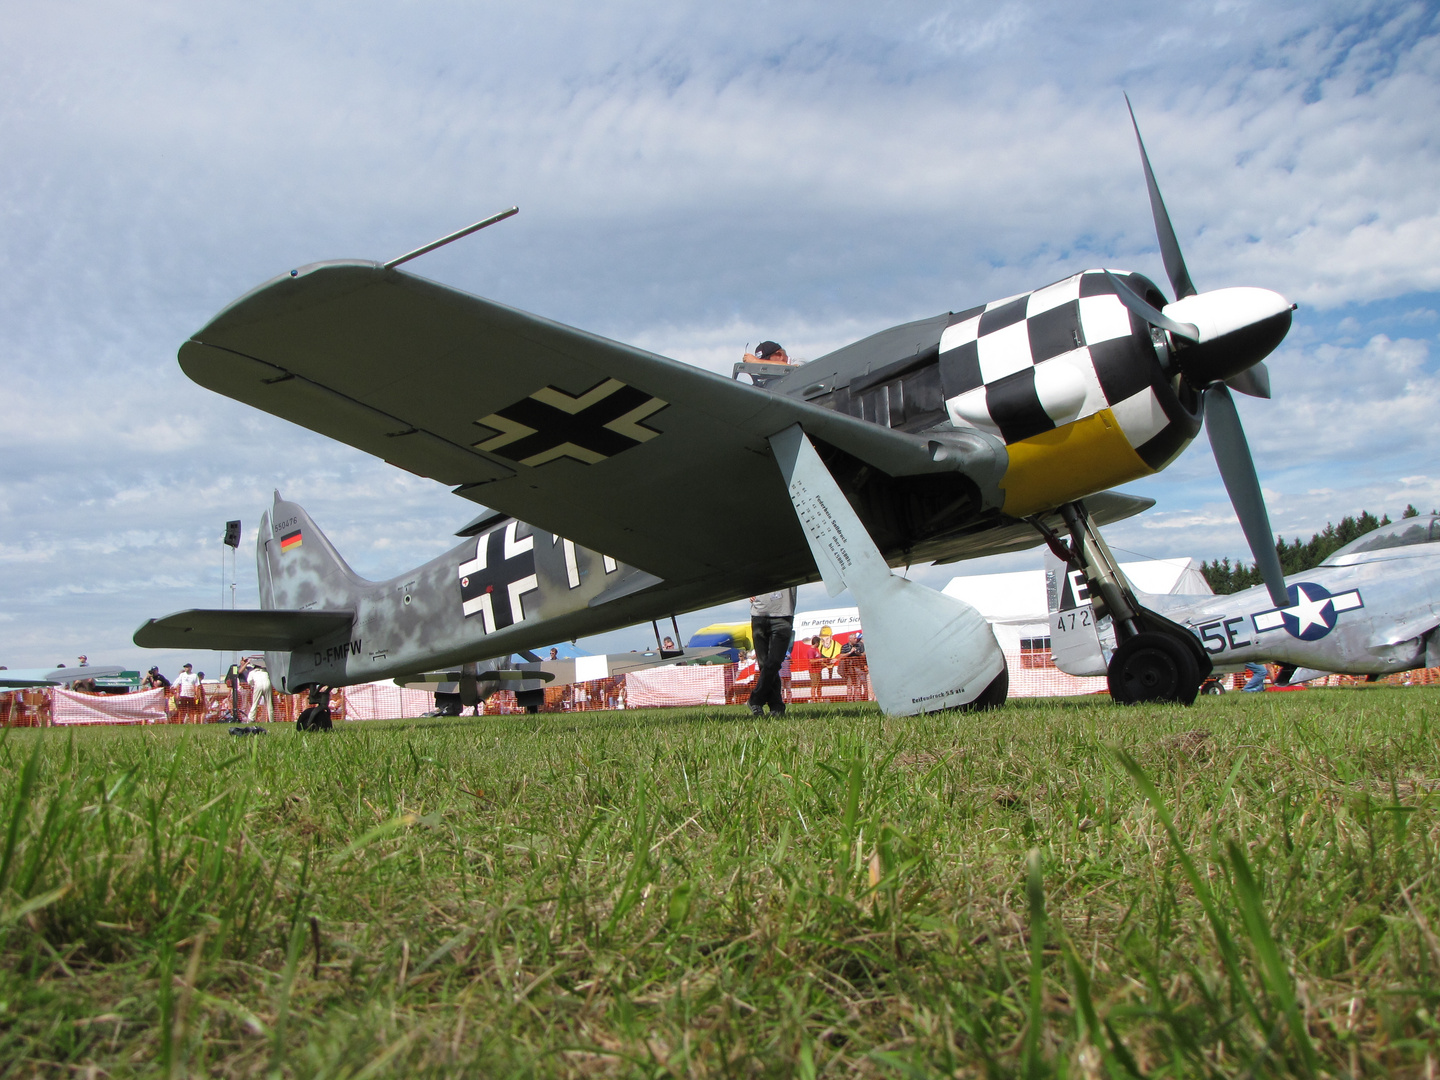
[2,1,1440,665]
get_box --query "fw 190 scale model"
[137,103,1298,711]
[1049,516,1440,687]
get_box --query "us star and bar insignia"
[1252,582,1364,642]
[471,379,667,466]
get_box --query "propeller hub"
[1163,287,1292,385]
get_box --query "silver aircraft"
[137,102,1300,710]
[0,665,125,689]
[1048,516,1440,689]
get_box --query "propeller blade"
[1105,271,1200,343]
[1204,384,1288,607]
[1225,362,1271,399]
[1125,94,1197,302]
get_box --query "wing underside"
[180,262,1017,590]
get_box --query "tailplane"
[134,494,361,687]
[1043,546,1110,677]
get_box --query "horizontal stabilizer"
[134,609,354,650]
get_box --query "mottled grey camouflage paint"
[257,493,659,693]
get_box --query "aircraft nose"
[1163,287,1293,386]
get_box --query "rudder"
[257,493,367,689]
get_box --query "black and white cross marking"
[457,521,539,634]
[551,534,622,590]
[472,379,667,467]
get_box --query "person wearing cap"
[743,341,791,366]
[142,666,171,691]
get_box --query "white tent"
[941,557,1211,653]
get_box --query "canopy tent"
[941,557,1211,653]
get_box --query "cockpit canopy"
[1322,515,1440,566]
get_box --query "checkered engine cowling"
[938,270,1201,470]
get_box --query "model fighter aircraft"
[1048,515,1440,687]
[136,103,1297,710]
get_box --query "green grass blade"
[1114,748,1264,1030]
[1023,848,1048,1079]
[0,735,43,893]
[1225,839,1321,1076]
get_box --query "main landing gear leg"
[1049,501,1210,705]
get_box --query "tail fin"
[257,493,367,687]
[1042,545,1111,677]
[1043,547,1090,615]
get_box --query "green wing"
[179,261,1148,588]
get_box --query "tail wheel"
[1201,679,1225,695]
[1108,632,1201,705]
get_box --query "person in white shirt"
[173,663,203,722]
[245,662,274,723]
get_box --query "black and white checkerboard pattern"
[938,270,1198,468]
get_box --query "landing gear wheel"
[1201,678,1225,695]
[959,665,1009,711]
[1108,632,1201,705]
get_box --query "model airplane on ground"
[0,666,125,689]
[136,102,1297,711]
[1048,516,1440,687]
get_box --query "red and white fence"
[5,658,1435,726]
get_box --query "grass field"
[2,688,1439,1077]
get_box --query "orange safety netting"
[6,660,1436,726]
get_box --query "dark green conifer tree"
[1200,508,1396,593]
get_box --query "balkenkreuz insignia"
[457,521,539,634]
[471,379,666,466]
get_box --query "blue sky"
[2,1,1438,670]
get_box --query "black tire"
[1108,632,1201,705]
[959,664,1009,711]
[1201,679,1225,695]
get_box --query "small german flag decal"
[280,529,303,553]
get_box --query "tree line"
[1200,504,1432,594]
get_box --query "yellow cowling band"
[999,409,1154,517]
